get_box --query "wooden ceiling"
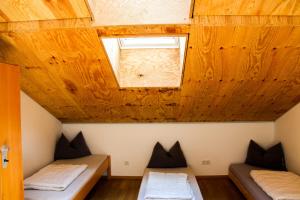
[0,0,300,122]
[0,0,90,22]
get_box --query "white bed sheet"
[24,155,107,200]
[138,167,203,200]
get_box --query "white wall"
[21,92,62,178]
[275,102,300,175]
[63,122,274,176]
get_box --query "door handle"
[1,145,9,168]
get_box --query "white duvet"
[24,164,88,191]
[145,172,192,200]
[250,170,300,200]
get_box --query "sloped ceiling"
[0,0,300,122]
[0,0,90,22]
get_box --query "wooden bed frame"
[228,171,255,200]
[73,155,111,200]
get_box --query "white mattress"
[24,155,107,200]
[138,167,203,200]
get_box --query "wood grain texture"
[73,156,111,200]
[186,17,300,82]
[86,178,141,200]
[0,63,23,200]
[2,16,300,33]
[0,15,6,23]
[119,48,181,88]
[192,16,300,26]
[0,18,92,33]
[0,16,299,122]
[198,177,245,200]
[96,24,191,37]
[229,171,254,200]
[194,0,300,16]
[0,0,91,22]
[0,22,190,35]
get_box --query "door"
[0,63,23,200]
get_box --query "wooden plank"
[0,16,6,22]
[194,0,300,16]
[110,176,142,180]
[184,19,300,82]
[0,63,23,200]
[229,171,255,200]
[0,29,119,121]
[96,24,191,36]
[0,0,91,22]
[0,18,92,33]
[1,16,300,34]
[73,156,111,200]
[196,175,228,179]
[193,16,300,26]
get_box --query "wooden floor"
[86,177,245,200]
[198,178,245,200]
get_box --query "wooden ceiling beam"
[0,22,190,35]
[1,15,299,34]
[0,18,92,33]
[96,24,191,36]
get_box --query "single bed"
[229,163,272,200]
[24,155,111,200]
[138,167,203,200]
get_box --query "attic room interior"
[0,0,300,200]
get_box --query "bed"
[138,167,203,200]
[24,155,111,200]
[229,163,272,200]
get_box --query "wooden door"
[0,63,23,200]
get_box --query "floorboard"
[86,177,245,200]
[198,178,245,200]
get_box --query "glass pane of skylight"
[119,37,179,49]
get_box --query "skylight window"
[102,36,187,88]
[87,0,192,26]
[118,37,179,49]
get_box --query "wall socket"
[202,160,211,165]
[124,161,129,166]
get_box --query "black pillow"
[245,140,286,171]
[54,132,91,160]
[54,134,79,160]
[169,141,187,167]
[70,131,91,157]
[147,141,187,168]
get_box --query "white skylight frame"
[118,37,180,49]
[101,35,188,88]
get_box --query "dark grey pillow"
[70,131,91,157]
[245,140,286,171]
[147,141,187,168]
[54,132,91,160]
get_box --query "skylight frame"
[118,37,180,49]
[101,35,188,88]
